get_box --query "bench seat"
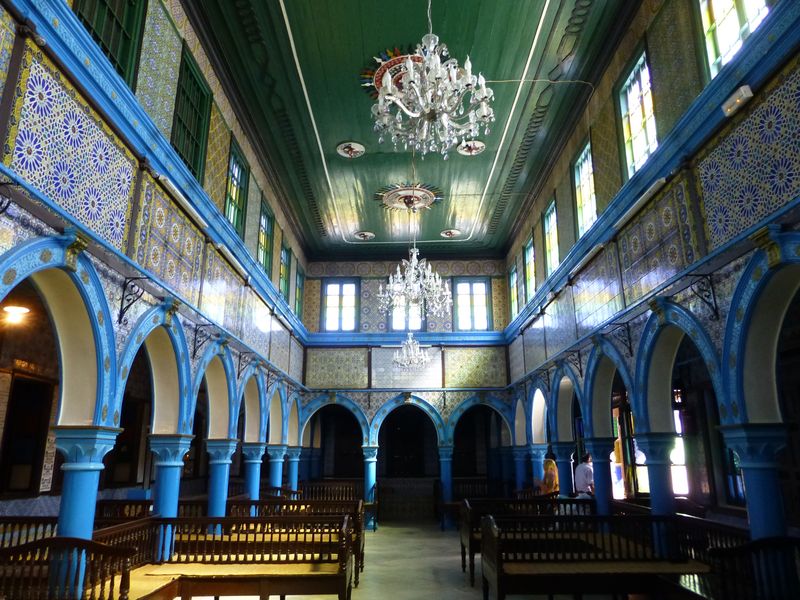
[503,559,710,575]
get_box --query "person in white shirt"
[574,453,594,494]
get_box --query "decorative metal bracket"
[117,277,149,325]
[237,352,258,379]
[163,298,181,326]
[689,274,719,321]
[608,322,633,358]
[533,368,550,393]
[565,350,583,377]
[0,186,13,216]
[192,324,216,359]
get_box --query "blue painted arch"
[368,394,446,446]
[549,362,584,443]
[234,363,269,443]
[583,338,635,438]
[300,393,370,446]
[527,379,550,445]
[188,340,238,438]
[444,394,513,446]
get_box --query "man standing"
[574,453,594,495]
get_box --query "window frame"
[616,50,659,182]
[294,263,305,318]
[279,243,291,301]
[543,199,559,278]
[697,0,770,80]
[171,45,212,182]
[453,276,493,332]
[509,265,519,319]
[387,294,426,332]
[224,137,249,239]
[523,237,535,305]
[572,140,598,239]
[73,0,147,88]
[321,277,360,332]
[256,195,274,277]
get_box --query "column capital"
[512,445,530,460]
[266,444,288,461]
[550,441,575,462]
[241,442,267,463]
[149,434,193,466]
[285,446,302,461]
[636,432,675,465]
[528,443,548,460]
[54,426,121,471]
[719,424,787,468]
[362,445,379,461]
[584,437,615,463]
[206,438,238,465]
[438,445,454,460]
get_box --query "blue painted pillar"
[54,427,119,539]
[206,439,238,518]
[721,424,787,539]
[286,447,302,492]
[551,442,575,497]
[299,447,312,482]
[310,447,323,480]
[363,445,378,531]
[513,446,530,491]
[584,437,615,515]
[499,446,513,489]
[149,434,193,560]
[636,432,676,515]
[241,442,267,501]
[528,443,547,488]
[267,444,287,489]
[438,445,454,529]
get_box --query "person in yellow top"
[542,458,559,495]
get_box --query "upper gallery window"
[256,196,274,276]
[543,200,559,277]
[294,265,305,318]
[73,0,147,87]
[699,0,769,78]
[573,142,597,238]
[509,266,519,319]
[390,296,423,332]
[524,238,535,304]
[454,278,490,331]
[323,279,358,332]
[224,139,249,238]
[619,53,658,179]
[279,244,291,301]
[171,47,212,181]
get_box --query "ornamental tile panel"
[269,316,290,373]
[543,287,577,358]
[698,58,800,250]
[239,287,271,357]
[134,173,204,305]
[0,6,15,99]
[201,247,244,337]
[491,277,508,331]
[306,348,368,389]
[136,0,181,140]
[371,346,442,389]
[303,278,321,332]
[360,279,384,332]
[204,103,230,212]
[572,243,624,339]
[618,174,700,303]
[523,319,546,372]
[509,336,525,383]
[289,337,304,383]
[444,347,507,388]
[307,259,504,278]
[4,43,137,252]
[590,99,623,213]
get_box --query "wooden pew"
[480,514,709,600]
[459,494,587,586]
[0,516,58,549]
[299,479,377,531]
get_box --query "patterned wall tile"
[444,347,507,388]
[360,279,384,332]
[0,5,15,99]
[136,0,181,140]
[203,103,230,212]
[491,277,508,331]
[269,316,290,373]
[289,337,304,383]
[303,278,321,332]
[509,336,525,383]
[698,57,800,250]
[572,243,624,338]
[523,319,547,373]
[590,98,623,213]
[134,174,205,305]
[239,287,271,357]
[619,174,700,303]
[4,43,137,252]
[543,287,577,358]
[306,348,368,389]
[201,247,244,337]
[371,347,442,389]
[307,259,504,278]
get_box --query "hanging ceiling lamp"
[370,0,495,159]
[393,332,431,370]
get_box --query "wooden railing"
[93,517,159,569]
[0,516,58,549]
[673,513,750,564]
[707,536,800,599]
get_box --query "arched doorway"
[314,404,362,478]
[377,404,439,521]
[183,379,209,496]
[453,405,510,495]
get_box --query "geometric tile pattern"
[289,337,303,383]
[523,320,546,373]
[444,347,507,388]
[491,276,509,331]
[4,43,137,252]
[306,348,368,389]
[136,0,181,140]
[371,347,442,389]
[698,57,800,250]
[204,102,230,212]
[239,287,271,357]
[618,174,700,303]
[572,242,624,338]
[201,247,243,337]
[269,316,290,373]
[306,259,505,278]
[303,278,321,332]
[509,336,525,383]
[359,278,385,332]
[590,99,622,212]
[0,5,15,99]
[543,287,577,358]
[134,174,205,305]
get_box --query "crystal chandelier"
[370,0,495,159]
[394,332,430,370]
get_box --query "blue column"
[149,434,193,561]
[241,442,267,501]
[584,437,615,515]
[363,445,378,531]
[551,442,575,497]
[499,446,513,490]
[438,445,454,530]
[266,444,287,489]
[721,424,787,539]
[299,447,312,482]
[310,447,323,480]
[286,447,302,492]
[636,432,676,515]
[512,446,529,491]
[54,427,119,539]
[206,439,238,518]
[528,443,547,488]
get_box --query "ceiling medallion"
[457,139,486,156]
[370,0,495,159]
[374,183,443,211]
[336,141,366,159]
[440,228,462,238]
[354,230,375,241]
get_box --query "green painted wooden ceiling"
[187,1,635,260]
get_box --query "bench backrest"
[0,516,58,549]
[461,497,594,537]
[227,499,364,532]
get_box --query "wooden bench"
[0,516,58,549]
[480,514,709,600]
[459,495,587,586]
[299,480,377,531]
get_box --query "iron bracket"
[608,322,633,358]
[237,352,258,379]
[192,324,217,359]
[689,274,719,321]
[565,350,583,377]
[117,277,149,325]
